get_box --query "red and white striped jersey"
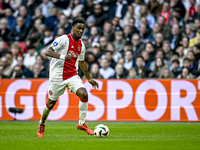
[49,34,86,81]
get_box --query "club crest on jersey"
[68,50,79,58]
[53,41,58,46]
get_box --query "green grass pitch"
[0,121,199,150]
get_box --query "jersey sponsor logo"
[68,50,79,58]
[53,41,58,46]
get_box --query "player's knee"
[77,88,88,99]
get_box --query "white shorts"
[48,75,85,101]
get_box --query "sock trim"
[46,103,51,110]
[80,99,88,102]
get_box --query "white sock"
[40,104,51,125]
[79,101,88,126]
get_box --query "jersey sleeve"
[50,35,67,52]
[78,42,86,61]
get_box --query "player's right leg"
[37,99,57,137]
[37,81,65,137]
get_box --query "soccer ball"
[94,124,109,138]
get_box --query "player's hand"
[88,79,99,89]
[65,55,72,60]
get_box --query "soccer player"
[37,18,99,137]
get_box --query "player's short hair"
[72,17,85,26]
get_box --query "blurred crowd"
[0,0,200,80]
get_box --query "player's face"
[73,23,85,38]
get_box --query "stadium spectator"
[106,42,122,62]
[55,27,65,38]
[18,5,33,29]
[40,47,50,68]
[126,67,141,79]
[159,67,174,79]
[110,0,128,19]
[16,55,32,77]
[111,16,122,31]
[123,25,133,43]
[180,36,192,56]
[175,46,185,66]
[23,45,37,70]
[0,0,12,18]
[135,56,152,78]
[44,6,59,30]
[151,22,161,38]
[9,0,21,11]
[162,40,173,61]
[153,57,165,77]
[154,32,164,50]
[110,63,126,79]
[170,0,186,19]
[117,57,128,76]
[150,50,168,71]
[177,67,195,79]
[26,63,47,78]
[88,4,107,28]
[103,21,115,42]
[53,13,71,36]
[88,63,102,79]
[99,58,115,79]
[26,18,44,47]
[38,0,54,18]
[122,5,134,27]
[193,44,200,62]
[113,30,126,53]
[185,0,198,21]
[157,15,171,39]
[131,33,145,57]
[41,27,53,46]
[141,50,151,68]
[186,23,200,49]
[103,50,116,69]
[160,1,170,24]
[22,0,39,16]
[79,0,94,19]
[124,50,133,70]
[147,0,161,18]
[63,0,84,19]
[194,18,200,34]
[128,17,138,34]
[81,35,91,50]
[91,43,101,60]
[88,26,100,45]
[170,23,182,50]
[0,64,8,78]
[100,0,113,19]
[7,16,28,42]
[192,4,200,19]
[5,8,15,30]
[0,40,10,57]
[139,23,154,43]
[0,17,10,42]
[32,6,46,23]
[144,42,155,61]
[170,59,181,77]
[35,54,48,76]
[0,55,12,77]
[99,36,107,52]
[10,43,23,68]
[10,65,24,79]
[135,5,156,29]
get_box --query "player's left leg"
[76,88,94,135]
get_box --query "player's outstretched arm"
[45,47,72,60]
[79,61,99,89]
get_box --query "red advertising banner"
[0,79,200,121]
